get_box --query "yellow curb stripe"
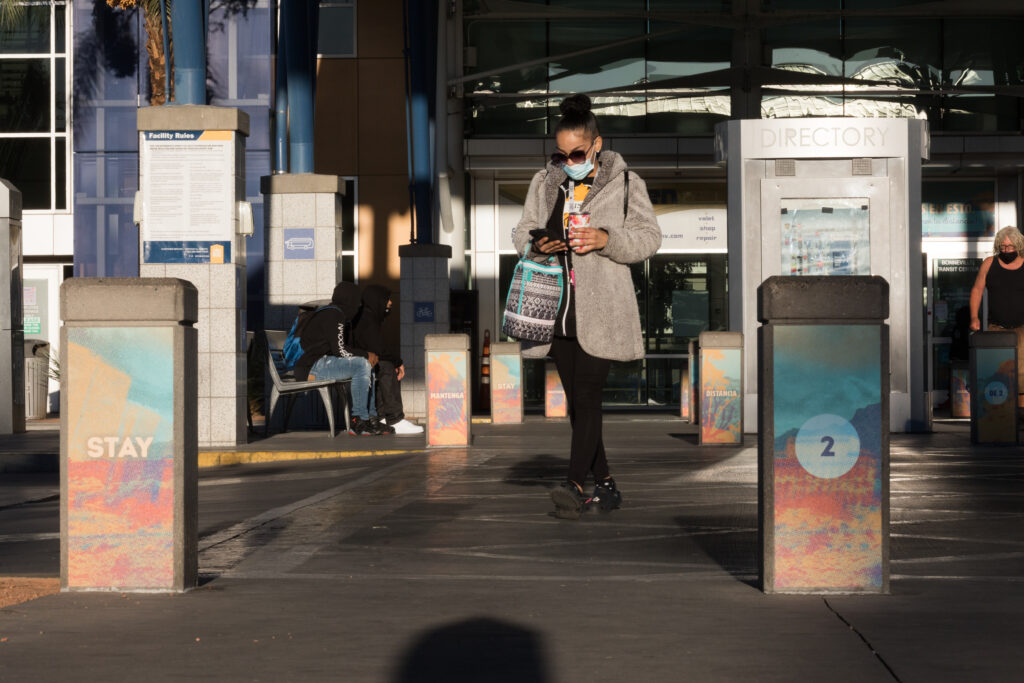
[198,449,427,468]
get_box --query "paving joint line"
[823,598,903,683]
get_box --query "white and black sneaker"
[388,418,423,435]
[587,477,622,513]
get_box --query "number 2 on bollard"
[820,435,836,457]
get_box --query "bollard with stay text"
[61,278,198,592]
[490,342,523,424]
[425,334,471,446]
[758,276,890,594]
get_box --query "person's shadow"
[392,617,550,682]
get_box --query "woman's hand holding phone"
[530,229,567,254]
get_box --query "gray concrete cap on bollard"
[698,331,742,348]
[491,342,521,355]
[62,278,198,325]
[970,330,1018,348]
[758,275,889,323]
[424,334,470,351]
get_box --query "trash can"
[24,339,49,419]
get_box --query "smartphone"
[529,228,548,241]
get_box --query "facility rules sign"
[140,130,235,264]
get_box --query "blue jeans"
[309,355,373,420]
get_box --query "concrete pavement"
[1,416,1022,681]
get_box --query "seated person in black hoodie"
[292,281,386,436]
[352,284,424,435]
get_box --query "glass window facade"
[0,2,70,211]
[464,2,1024,134]
[317,1,357,58]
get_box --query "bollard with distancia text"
[697,331,743,445]
[61,278,198,592]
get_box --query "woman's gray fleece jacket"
[512,150,662,361]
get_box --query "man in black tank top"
[970,226,1024,409]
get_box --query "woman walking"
[512,94,662,519]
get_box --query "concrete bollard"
[758,275,890,594]
[680,357,691,422]
[686,339,698,424]
[0,179,24,434]
[424,334,471,446]
[61,278,198,592]
[697,331,743,445]
[950,362,970,418]
[490,342,523,424]
[970,331,1018,444]
[544,361,567,419]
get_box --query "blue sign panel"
[414,302,435,323]
[143,241,232,264]
[284,228,315,260]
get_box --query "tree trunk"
[143,7,172,105]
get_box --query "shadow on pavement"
[676,513,760,588]
[503,454,566,487]
[392,617,550,683]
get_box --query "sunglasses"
[550,143,595,168]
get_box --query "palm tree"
[107,0,174,106]
[0,0,24,29]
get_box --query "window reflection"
[465,4,1022,134]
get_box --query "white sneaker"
[389,418,424,435]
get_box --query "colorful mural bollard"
[545,361,567,419]
[950,362,970,418]
[698,332,743,445]
[490,342,523,425]
[61,278,198,592]
[425,334,471,447]
[680,359,691,422]
[970,331,1018,444]
[758,275,890,594]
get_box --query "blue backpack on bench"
[282,303,342,372]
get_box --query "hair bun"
[559,94,591,116]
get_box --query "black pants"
[374,359,405,422]
[549,336,612,487]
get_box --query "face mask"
[999,250,1017,264]
[562,152,595,181]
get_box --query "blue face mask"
[563,152,595,181]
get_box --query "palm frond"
[0,0,27,30]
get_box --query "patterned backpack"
[501,257,564,343]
